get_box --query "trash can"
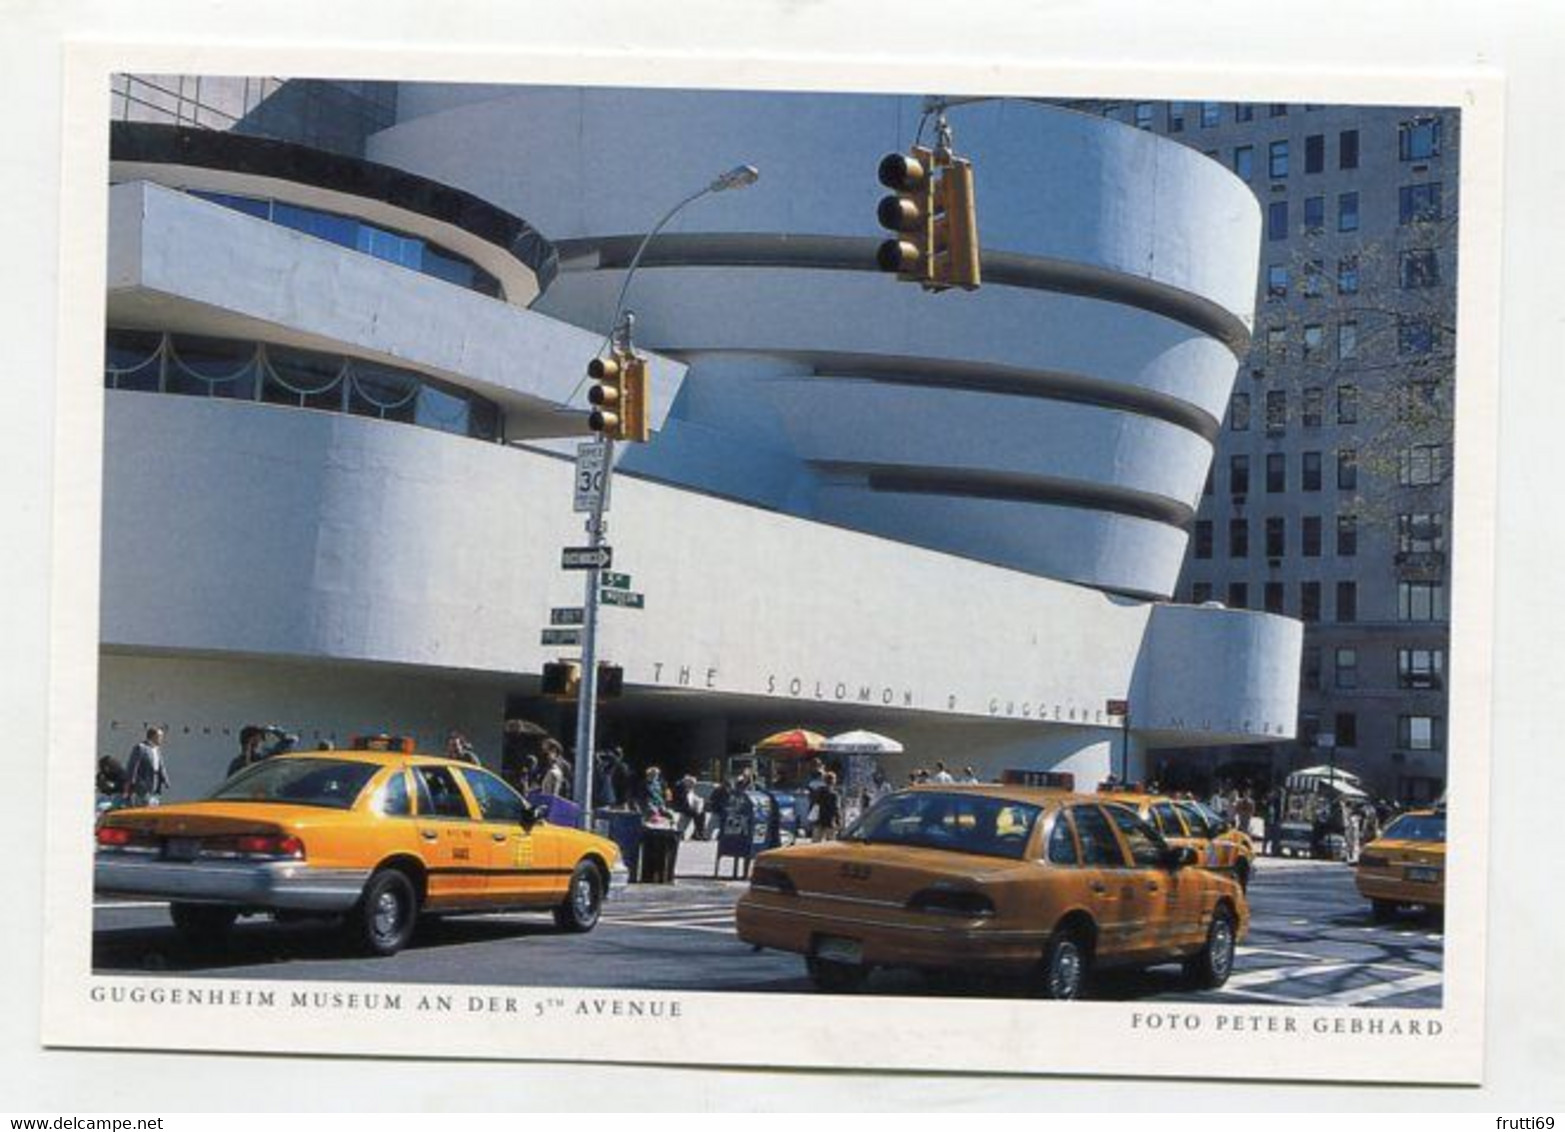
[716,790,775,878]
[593,809,643,880]
[638,824,681,883]
[528,792,583,829]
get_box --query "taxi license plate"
[163,837,201,861]
[816,936,863,965]
[1405,865,1439,884]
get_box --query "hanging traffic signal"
[620,356,650,444]
[587,355,624,437]
[876,145,935,284]
[934,157,981,291]
[541,660,581,699]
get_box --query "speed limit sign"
[573,442,611,513]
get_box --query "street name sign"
[561,546,612,570]
[601,571,632,591]
[549,607,585,626]
[599,589,645,609]
[540,628,582,646]
[573,442,611,514]
[1105,698,1129,716]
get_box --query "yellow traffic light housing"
[587,355,624,437]
[621,356,650,443]
[876,145,935,284]
[934,157,981,291]
[541,660,582,699]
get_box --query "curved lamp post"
[572,163,760,817]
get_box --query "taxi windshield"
[1381,813,1446,843]
[845,791,1041,859]
[209,758,380,810]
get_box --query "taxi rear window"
[209,758,378,810]
[1382,813,1446,843]
[851,792,1041,859]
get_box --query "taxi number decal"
[453,847,470,862]
[514,838,534,868]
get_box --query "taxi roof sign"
[349,733,416,754]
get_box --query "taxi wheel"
[1038,932,1089,1000]
[169,903,237,948]
[1183,907,1237,990]
[806,957,869,993]
[353,868,419,957]
[554,862,603,933]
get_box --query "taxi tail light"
[95,825,153,849]
[907,888,996,918]
[234,834,305,859]
[749,865,797,895]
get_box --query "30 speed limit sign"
[573,442,611,513]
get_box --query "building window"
[1166,102,1187,132]
[1267,326,1288,363]
[1267,264,1289,298]
[1265,582,1285,614]
[1191,581,1213,604]
[1399,117,1443,161]
[1400,182,1444,225]
[1303,195,1325,233]
[1303,451,1323,491]
[1230,391,1251,430]
[1399,315,1438,356]
[1303,259,1325,298]
[1269,140,1290,179]
[1337,255,1360,295]
[1302,388,1324,428]
[1227,582,1249,609]
[1305,134,1324,174]
[1398,715,1444,751]
[1398,648,1445,690]
[1337,513,1358,556]
[1268,201,1289,241]
[1269,103,1289,118]
[1230,518,1250,558]
[1399,581,1446,621]
[1266,516,1286,558]
[1235,103,1255,122]
[1134,102,1154,129]
[1266,452,1287,493]
[1339,129,1360,169]
[1201,101,1221,127]
[1338,448,1358,491]
[1338,191,1360,232]
[1401,248,1441,289]
[1303,515,1323,557]
[1335,711,1358,748]
[1335,648,1358,689]
[1194,520,1214,559]
[1336,581,1358,623]
[1302,324,1325,361]
[1338,385,1358,424]
[1265,389,1287,434]
[1300,710,1321,743]
[1301,582,1322,623]
[1234,145,1254,180]
[1398,512,1447,554]
[1338,321,1358,361]
[1400,381,1444,423]
[1398,444,1448,486]
[1231,454,1251,496]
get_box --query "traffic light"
[620,357,650,444]
[541,660,581,699]
[875,145,935,284]
[587,355,623,437]
[934,158,981,290]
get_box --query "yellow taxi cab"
[1100,792,1258,891]
[94,737,625,955]
[735,785,1248,999]
[1354,807,1446,920]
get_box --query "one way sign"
[561,546,612,570]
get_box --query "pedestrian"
[539,739,568,797]
[1234,789,1256,838]
[639,766,673,823]
[501,719,532,790]
[1342,799,1362,864]
[593,750,618,809]
[610,748,636,808]
[227,725,266,779]
[671,775,704,840]
[95,753,127,798]
[1264,789,1283,856]
[123,726,170,807]
[708,778,733,839]
[961,766,980,784]
[445,729,480,765]
[811,772,843,842]
[932,761,954,783]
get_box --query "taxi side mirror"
[1163,845,1199,869]
[518,803,539,831]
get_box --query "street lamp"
[570,163,760,817]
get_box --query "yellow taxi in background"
[95,739,625,955]
[1355,807,1446,920]
[1100,793,1258,891]
[736,786,1248,999]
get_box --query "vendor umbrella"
[752,728,828,757]
[823,729,904,755]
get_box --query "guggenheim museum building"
[98,78,1301,797]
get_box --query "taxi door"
[457,766,553,906]
[1106,803,1190,955]
[411,764,488,908]
[1065,804,1139,961]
